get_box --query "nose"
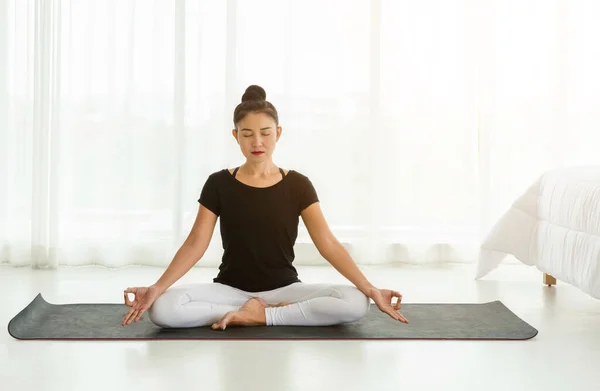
[251,135,263,147]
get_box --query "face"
[232,112,282,162]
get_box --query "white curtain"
[2,0,600,269]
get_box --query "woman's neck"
[240,160,278,178]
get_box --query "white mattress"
[476,166,600,299]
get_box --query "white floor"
[1,263,599,391]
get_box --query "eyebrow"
[241,127,272,131]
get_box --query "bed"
[475,166,600,299]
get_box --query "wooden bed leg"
[543,273,556,286]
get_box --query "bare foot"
[211,297,268,330]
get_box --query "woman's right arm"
[152,204,218,294]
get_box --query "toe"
[214,312,235,330]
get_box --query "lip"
[251,151,264,155]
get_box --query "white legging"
[148,282,370,328]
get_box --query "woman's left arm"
[301,202,408,323]
[300,203,375,294]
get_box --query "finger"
[124,288,140,297]
[123,308,134,323]
[398,313,409,323]
[394,298,402,311]
[384,308,399,320]
[393,292,403,310]
[124,291,134,307]
[124,288,138,305]
[123,310,134,326]
[384,307,406,323]
[125,307,139,325]
[122,308,136,326]
[134,307,147,322]
[127,310,138,325]
[386,306,408,323]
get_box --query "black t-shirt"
[198,168,319,292]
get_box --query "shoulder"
[287,169,310,182]
[287,169,317,190]
[210,168,231,178]
[203,169,230,186]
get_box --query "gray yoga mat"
[8,293,538,340]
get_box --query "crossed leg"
[148,283,251,328]
[259,282,370,327]
[148,282,370,329]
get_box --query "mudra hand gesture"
[368,288,408,323]
[122,285,162,326]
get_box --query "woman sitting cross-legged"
[121,85,408,330]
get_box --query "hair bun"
[241,85,267,102]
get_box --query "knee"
[336,285,370,323]
[148,291,178,328]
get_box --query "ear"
[231,129,239,143]
[276,126,282,141]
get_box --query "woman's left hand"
[368,288,409,323]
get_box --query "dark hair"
[233,85,279,129]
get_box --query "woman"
[122,85,408,330]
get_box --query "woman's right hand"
[122,285,162,326]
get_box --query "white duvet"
[476,166,600,299]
